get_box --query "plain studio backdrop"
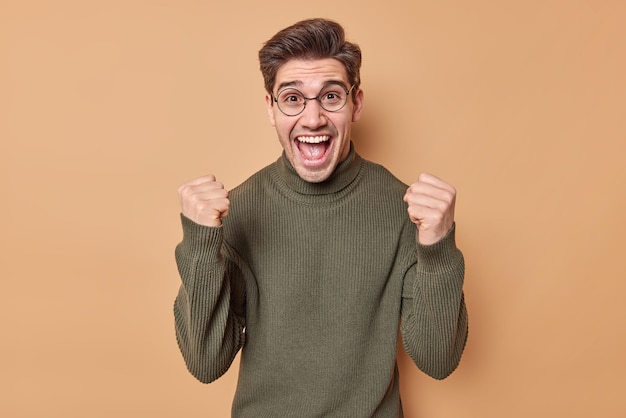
[1,1,625,417]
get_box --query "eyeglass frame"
[271,83,356,117]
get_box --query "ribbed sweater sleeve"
[400,223,469,379]
[173,215,246,383]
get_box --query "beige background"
[2,0,625,417]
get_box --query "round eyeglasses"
[272,84,355,117]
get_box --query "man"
[174,18,468,417]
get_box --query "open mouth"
[296,135,331,163]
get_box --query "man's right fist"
[178,175,230,227]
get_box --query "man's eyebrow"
[275,80,349,93]
[275,81,302,91]
[321,80,349,90]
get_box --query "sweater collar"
[274,142,363,196]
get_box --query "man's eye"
[322,92,342,102]
[280,93,303,104]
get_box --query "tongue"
[299,142,327,160]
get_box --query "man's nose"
[300,98,327,128]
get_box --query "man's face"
[265,58,364,183]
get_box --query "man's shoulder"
[229,160,276,198]
[359,157,408,192]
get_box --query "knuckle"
[188,193,200,205]
[177,183,189,196]
[441,189,455,204]
[195,200,210,211]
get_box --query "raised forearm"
[173,216,245,383]
[401,226,468,379]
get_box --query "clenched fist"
[178,175,230,227]
[403,173,456,245]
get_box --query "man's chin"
[295,165,333,183]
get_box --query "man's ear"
[265,93,276,126]
[351,88,364,122]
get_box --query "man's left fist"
[403,173,456,245]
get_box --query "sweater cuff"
[179,213,224,260]
[415,223,463,274]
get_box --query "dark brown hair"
[258,18,362,97]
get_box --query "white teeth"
[297,135,329,144]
